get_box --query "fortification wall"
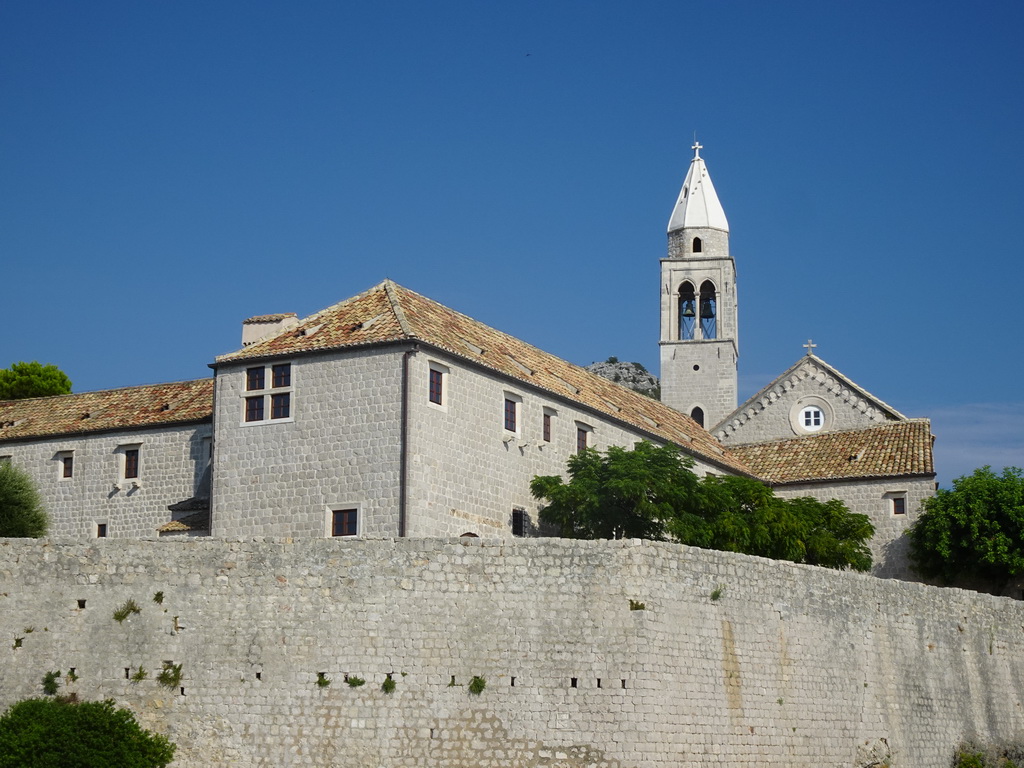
[1,537,1022,768]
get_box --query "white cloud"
[926,403,1024,485]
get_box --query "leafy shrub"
[468,676,486,695]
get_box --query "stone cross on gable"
[692,140,703,158]
[803,339,817,356]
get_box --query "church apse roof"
[728,420,935,484]
[0,378,214,442]
[215,280,756,476]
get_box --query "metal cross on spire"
[803,339,817,356]
[692,140,703,159]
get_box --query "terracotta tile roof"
[0,379,214,443]
[728,420,934,484]
[216,280,755,475]
[244,313,297,324]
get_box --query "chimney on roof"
[242,313,299,347]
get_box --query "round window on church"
[800,406,824,432]
[789,397,832,436]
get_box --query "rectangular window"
[272,363,291,388]
[242,362,294,423]
[245,396,265,422]
[892,497,906,515]
[429,368,443,405]
[246,367,265,391]
[543,412,552,442]
[96,523,107,538]
[504,399,517,432]
[512,509,528,537]
[61,454,74,479]
[123,449,139,479]
[331,508,358,537]
[271,393,291,420]
[576,425,592,454]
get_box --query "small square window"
[271,393,290,420]
[331,508,358,537]
[504,398,517,432]
[245,396,265,422]
[892,497,906,515]
[61,454,74,478]
[272,363,291,388]
[123,449,139,480]
[246,367,265,391]
[429,368,444,405]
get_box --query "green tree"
[0,697,175,768]
[909,466,1024,589]
[531,441,874,571]
[0,361,72,400]
[0,462,48,538]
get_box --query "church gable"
[714,354,906,445]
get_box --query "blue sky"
[2,1,1022,484]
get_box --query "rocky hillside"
[585,357,660,400]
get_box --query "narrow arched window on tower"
[692,237,702,253]
[699,280,717,340]
[690,407,704,427]
[678,282,696,340]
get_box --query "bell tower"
[659,142,738,429]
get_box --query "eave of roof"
[727,420,935,485]
[0,379,214,443]
[214,280,756,476]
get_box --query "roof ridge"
[383,279,414,336]
[729,418,931,449]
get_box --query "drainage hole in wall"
[179,687,185,696]
[570,677,577,689]
[510,676,516,687]
[77,599,86,609]
[255,672,262,681]
[596,678,602,688]
[124,668,130,680]
[621,679,627,689]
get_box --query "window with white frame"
[57,451,74,480]
[503,393,522,434]
[244,362,293,424]
[117,444,141,483]
[800,406,824,431]
[428,362,449,408]
[884,491,908,516]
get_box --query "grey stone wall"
[773,475,935,579]
[1,537,1022,768]
[0,423,210,538]
[408,348,724,537]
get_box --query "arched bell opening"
[699,280,717,340]
[692,237,702,253]
[678,282,696,340]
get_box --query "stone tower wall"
[1,537,1022,768]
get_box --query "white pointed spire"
[667,141,729,233]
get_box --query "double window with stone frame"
[244,362,293,423]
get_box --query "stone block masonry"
[1,537,1023,767]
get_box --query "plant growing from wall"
[381,675,396,694]
[345,675,365,687]
[710,585,724,601]
[66,670,79,683]
[155,663,181,689]
[41,672,60,696]
[628,600,646,611]
[130,667,147,683]
[152,592,164,605]
[468,676,486,695]
[113,599,141,623]
[316,673,331,688]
